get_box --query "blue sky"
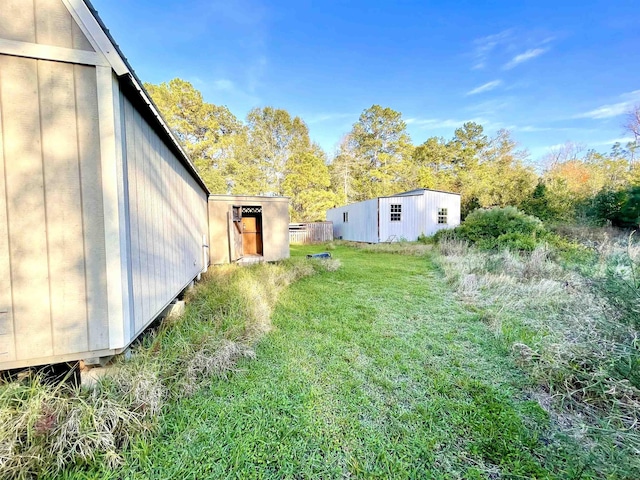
[92,0,639,163]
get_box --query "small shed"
[326,189,461,243]
[0,0,210,370]
[208,195,290,264]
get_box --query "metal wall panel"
[328,190,461,243]
[121,93,208,338]
[326,199,379,243]
[379,195,424,241]
[422,190,461,236]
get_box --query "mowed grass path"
[82,245,573,479]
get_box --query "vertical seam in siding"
[72,64,90,351]
[0,65,17,359]
[36,60,55,354]
[32,0,38,44]
[377,198,380,242]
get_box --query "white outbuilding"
[326,189,461,243]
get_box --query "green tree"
[477,129,537,208]
[329,135,359,205]
[412,137,457,191]
[348,105,414,200]
[145,78,244,193]
[282,145,337,221]
[412,125,535,217]
[246,107,311,196]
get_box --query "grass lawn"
[65,245,598,479]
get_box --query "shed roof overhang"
[72,0,210,195]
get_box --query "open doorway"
[241,206,263,256]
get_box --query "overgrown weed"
[435,238,640,468]
[0,367,161,479]
[0,257,339,479]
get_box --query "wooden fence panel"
[289,222,333,244]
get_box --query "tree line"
[146,78,640,225]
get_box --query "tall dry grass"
[0,257,340,479]
[435,237,640,458]
[0,363,164,479]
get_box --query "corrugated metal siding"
[122,93,208,337]
[380,191,460,239]
[326,199,379,243]
[422,190,461,236]
[379,195,423,241]
[0,54,108,364]
[0,0,94,51]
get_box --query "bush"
[417,233,435,244]
[587,186,640,228]
[476,232,538,252]
[436,207,548,252]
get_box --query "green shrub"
[437,206,548,252]
[586,186,640,228]
[417,232,434,244]
[476,232,538,252]
[597,250,640,330]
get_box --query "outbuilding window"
[390,204,402,222]
[343,212,349,223]
[438,208,448,224]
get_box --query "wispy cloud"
[470,30,555,71]
[471,29,513,70]
[465,98,513,116]
[576,90,640,119]
[405,117,503,130]
[466,80,503,96]
[305,113,355,124]
[503,48,548,69]
[589,136,636,146]
[212,79,236,91]
[208,76,261,106]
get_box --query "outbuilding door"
[241,207,263,256]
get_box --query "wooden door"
[242,216,262,255]
[228,208,243,261]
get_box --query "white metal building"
[0,0,210,370]
[326,189,461,243]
